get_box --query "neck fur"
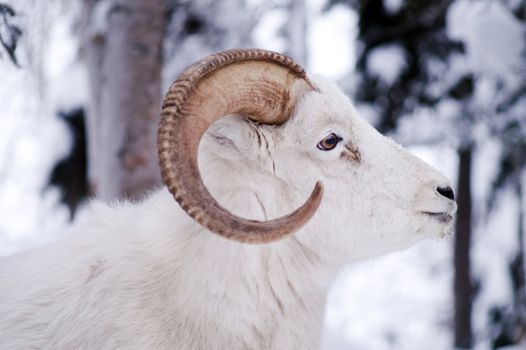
[130,146,339,347]
[135,174,337,348]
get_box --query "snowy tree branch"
[0,2,22,66]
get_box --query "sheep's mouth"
[421,212,453,223]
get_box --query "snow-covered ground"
[0,1,524,349]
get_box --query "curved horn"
[157,49,323,244]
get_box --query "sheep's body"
[0,76,455,349]
[0,179,330,350]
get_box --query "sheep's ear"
[205,115,260,161]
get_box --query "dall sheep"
[0,49,457,349]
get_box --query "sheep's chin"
[415,212,455,239]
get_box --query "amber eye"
[317,133,343,151]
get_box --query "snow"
[396,102,459,146]
[383,0,404,14]
[367,44,407,86]
[469,138,521,346]
[252,8,289,53]
[256,0,357,79]
[447,0,525,85]
[0,2,80,255]
[90,0,111,36]
[307,4,356,78]
[355,102,382,126]
[322,240,454,350]
[163,0,258,90]
[44,9,88,112]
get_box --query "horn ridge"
[158,48,323,244]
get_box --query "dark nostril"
[437,186,455,201]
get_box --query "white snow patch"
[396,99,462,147]
[44,13,88,111]
[252,8,288,53]
[0,4,77,256]
[367,44,406,85]
[472,137,502,207]
[307,4,356,78]
[447,0,525,84]
[384,0,404,14]
[322,240,453,350]
[90,0,111,37]
[356,103,382,127]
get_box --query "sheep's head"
[158,49,456,261]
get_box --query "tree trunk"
[514,175,526,340]
[286,0,307,66]
[454,146,474,349]
[82,0,166,201]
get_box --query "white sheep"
[0,49,457,350]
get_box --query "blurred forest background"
[0,0,525,349]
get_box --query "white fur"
[0,77,456,349]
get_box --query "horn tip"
[312,181,324,201]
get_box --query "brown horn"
[157,49,323,244]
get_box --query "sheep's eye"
[317,133,343,151]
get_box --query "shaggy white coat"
[0,77,456,349]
